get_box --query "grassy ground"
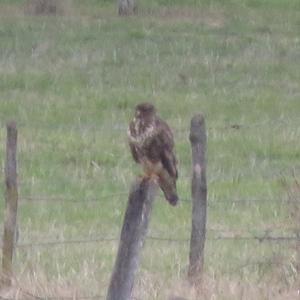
[0,0,299,299]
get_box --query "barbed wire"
[20,292,103,300]
[18,193,298,205]
[19,192,129,203]
[14,232,300,249]
[0,281,144,300]
[16,237,118,248]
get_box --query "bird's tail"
[158,170,178,206]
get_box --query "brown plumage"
[128,102,179,206]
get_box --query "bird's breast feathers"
[127,120,157,147]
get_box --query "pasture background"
[0,0,299,298]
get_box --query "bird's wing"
[157,119,178,179]
[129,141,140,163]
[128,121,140,163]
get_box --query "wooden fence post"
[106,179,156,300]
[188,114,207,283]
[118,0,137,16]
[1,121,18,288]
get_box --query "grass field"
[0,0,300,299]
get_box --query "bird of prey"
[127,102,179,206]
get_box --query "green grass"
[0,0,300,299]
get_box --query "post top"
[189,113,206,144]
[191,113,205,126]
[6,121,17,130]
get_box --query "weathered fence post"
[1,121,18,288]
[118,0,137,16]
[188,114,207,283]
[106,179,156,300]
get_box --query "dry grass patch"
[166,275,299,300]
[24,0,73,16]
[0,269,103,299]
[143,7,226,28]
[0,4,23,17]
[281,174,300,275]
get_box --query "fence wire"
[18,193,298,205]
[14,233,300,249]
[13,192,299,249]
[0,118,299,300]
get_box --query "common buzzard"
[128,102,179,206]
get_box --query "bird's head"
[134,102,156,122]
